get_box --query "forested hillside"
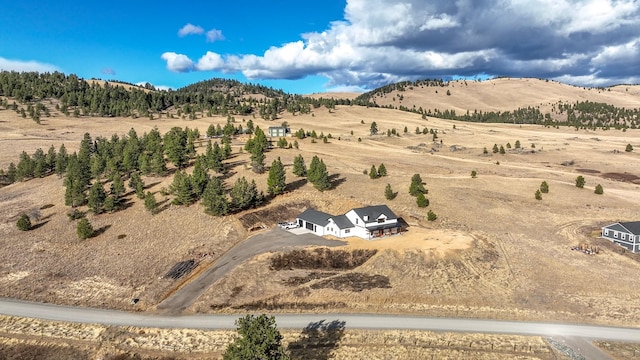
[0,71,350,121]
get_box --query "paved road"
[157,228,345,313]
[1,298,640,343]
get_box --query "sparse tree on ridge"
[575,176,585,188]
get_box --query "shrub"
[535,189,542,200]
[575,176,585,188]
[626,144,633,152]
[16,214,31,231]
[67,209,85,220]
[471,170,477,178]
[427,210,437,221]
[540,181,549,193]
[595,184,604,195]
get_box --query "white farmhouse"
[296,205,402,240]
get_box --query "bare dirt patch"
[601,172,640,184]
[269,248,378,270]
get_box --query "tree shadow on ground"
[288,320,346,360]
[155,199,171,214]
[287,178,308,192]
[93,224,111,237]
[328,174,346,190]
[143,181,161,190]
[30,220,50,230]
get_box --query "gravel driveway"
[156,228,345,314]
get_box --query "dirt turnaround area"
[1,81,640,357]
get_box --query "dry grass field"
[1,79,640,356]
[0,315,566,359]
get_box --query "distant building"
[268,126,289,137]
[296,205,403,240]
[601,222,640,253]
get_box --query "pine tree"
[170,170,194,205]
[6,162,16,183]
[45,144,57,174]
[369,165,379,179]
[223,314,289,360]
[150,150,167,176]
[110,172,125,201]
[416,193,429,207]
[76,218,94,240]
[292,154,306,177]
[88,181,107,214]
[370,121,378,135]
[625,144,633,152]
[190,156,209,198]
[515,140,521,149]
[163,127,188,169]
[144,191,158,214]
[55,144,69,176]
[427,210,437,221]
[377,163,387,177]
[64,154,89,207]
[384,183,395,200]
[230,177,262,210]
[471,170,477,178]
[267,157,286,195]
[128,171,145,199]
[307,156,330,191]
[409,174,426,196]
[499,145,506,154]
[492,144,499,153]
[202,177,229,216]
[535,189,542,200]
[575,175,585,188]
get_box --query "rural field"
[1,78,640,358]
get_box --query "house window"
[614,232,618,238]
[603,229,609,236]
[378,218,385,223]
[345,229,350,234]
[355,219,358,224]
[621,233,626,240]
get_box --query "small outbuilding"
[268,126,290,137]
[601,222,640,253]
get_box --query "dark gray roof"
[620,222,640,235]
[297,208,332,227]
[352,205,397,221]
[331,215,354,229]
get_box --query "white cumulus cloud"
[162,0,640,89]
[0,57,59,73]
[206,29,225,42]
[178,23,204,37]
[161,52,194,72]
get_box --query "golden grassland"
[1,78,640,356]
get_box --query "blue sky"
[1,1,639,94]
